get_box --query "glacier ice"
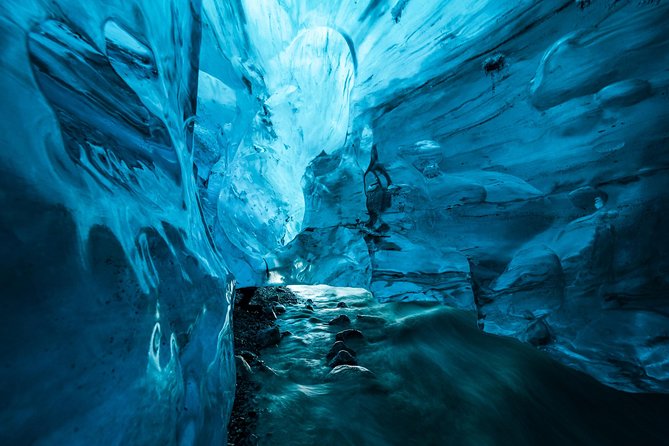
[2,0,669,443]
[1,1,234,444]
[197,0,669,393]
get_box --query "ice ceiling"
[1,0,669,443]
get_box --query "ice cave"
[2,0,669,444]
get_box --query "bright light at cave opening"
[267,270,285,285]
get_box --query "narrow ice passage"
[1,0,669,444]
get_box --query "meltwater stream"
[252,286,669,446]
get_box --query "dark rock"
[328,314,351,326]
[235,355,253,378]
[306,299,314,305]
[356,314,386,325]
[230,286,296,446]
[329,350,357,368]
[305,304,314,311]
[281,331,292,338]
[326,341,357,361]
[273,287,299,304]
[336,302,348,308]
[237,286,258,307]
[256,326,281,348]
[262,306,277,320]
[335,329,364,342]
[239,350,258,364]
[255,286,299,305]
[326,365,376,381]
[274,304,286,315]
[256,360,279,376]
[246,304,263,314]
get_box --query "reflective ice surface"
[1,1,233,444]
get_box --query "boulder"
[274,304,286,315]
[256,326,281,349]
[328,314,351,325]
[326,341,357,361]
[235,355,253,379]
[329,350,357,368]
[335,329,364,342]
[326,365,376,382]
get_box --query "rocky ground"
[227,286,297,446]
[227,285,382,445]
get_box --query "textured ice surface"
[194,1,669,393]
[2,1,669,443]
[1,1,234,444]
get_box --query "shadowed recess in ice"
[1,0,669,444]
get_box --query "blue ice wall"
[195,1,669,392]
[2,2,669,443]
[0,0,234,444]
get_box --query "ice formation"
[1,0,669,443]
[201,0,669,394]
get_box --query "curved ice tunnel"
[2,0,669,443]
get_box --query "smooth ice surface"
[1,1,234,444]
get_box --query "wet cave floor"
[228,285,669,446]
